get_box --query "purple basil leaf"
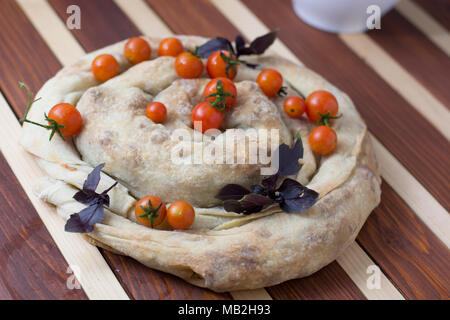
[65,202,105,233]
[277,178,318,213]
[251,184,266,195]
[235,34,246,53]
[276,178,305,199]
[73,189,98,205]
[197,37,232,58]
[82,163,104,192]
[223,199,247,213]
[217,184,251,201]
[224,194,274,214]
[277,136,304,176]
[248,30,278,55]
[261,172,280,193]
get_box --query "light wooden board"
[16,0,84,66]
[114,0,172,37]
[339,32,450,141]
[13,0,447,300]
[396,0,450,56]
[336,242,404,300]
[0,93,129,300]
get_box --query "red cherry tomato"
[145,102,167,123]
[174,52,204,79]
[202,77,237,108]
[158,37,184,57]
[256,68,283,97]
[309,125,337,155]
[124,37,151,64]
[91,54,119,82]
[191,101,224,133]
[47,103,82,138]
[305,90,339,124]
[206,50,238,80]
[283,96,306,118]
[135,195,167,228]
[167,201,195,229]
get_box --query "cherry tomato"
[283,96,306,118]
[174,52,204,79]
[309,125,337,155]
[167,201,195,230]
[135,195,167,228]
[206,50,238,80]
[91,54,119,82]
[47,103,82,138]
[202,77,237,108]
[158,37,184,57]
[124,37,151,64]
[191,101,224,133]
[145,102,167,123]
[256,68,283,97]
[305,90,339,124]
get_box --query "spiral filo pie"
[21,36,381,292]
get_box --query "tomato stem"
[220,48,239,78]
[317,112,342,126]
[18,81,66,141]
[205,79,234,111]
[277,86,288,97]
[139,202,162,228]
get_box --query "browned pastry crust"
[24,36,381,292]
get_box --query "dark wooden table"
[0,0,448,300]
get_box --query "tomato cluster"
[135,196,195,230]
[280,89,341,156]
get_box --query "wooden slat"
[226,0,450,299]
[414,0,450,30]
[103,251,229,299]
[358,183,450,299]
[397,0,450,56]
[239,0,450,212]
[370,138,450,248]
[114,0,172,37]
[41,0,230,300]
[0,92,129,299]
[0,149,87,299]
[369,9,450,108]
[339,32,450,141]
[48,0,141,52]
[0,0,128,300]
[16,0,84,66]
[266,261,366,300]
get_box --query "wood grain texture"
[266,262,366,300]
[147,0,368,300]
[102,251,229,299]
[414,0,450,30]
[47,0,229,300]
[243,0,450,211]
[396,0,450,56]
[0,151,88,300]
[0,0,61,118]
[243,0,450,299]
[0,0,88,300]
[369,9,450,109]
[48,0,141,52]
[358,183,450,299]
[147,0,239,39]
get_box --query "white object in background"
[292,0,399,33]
